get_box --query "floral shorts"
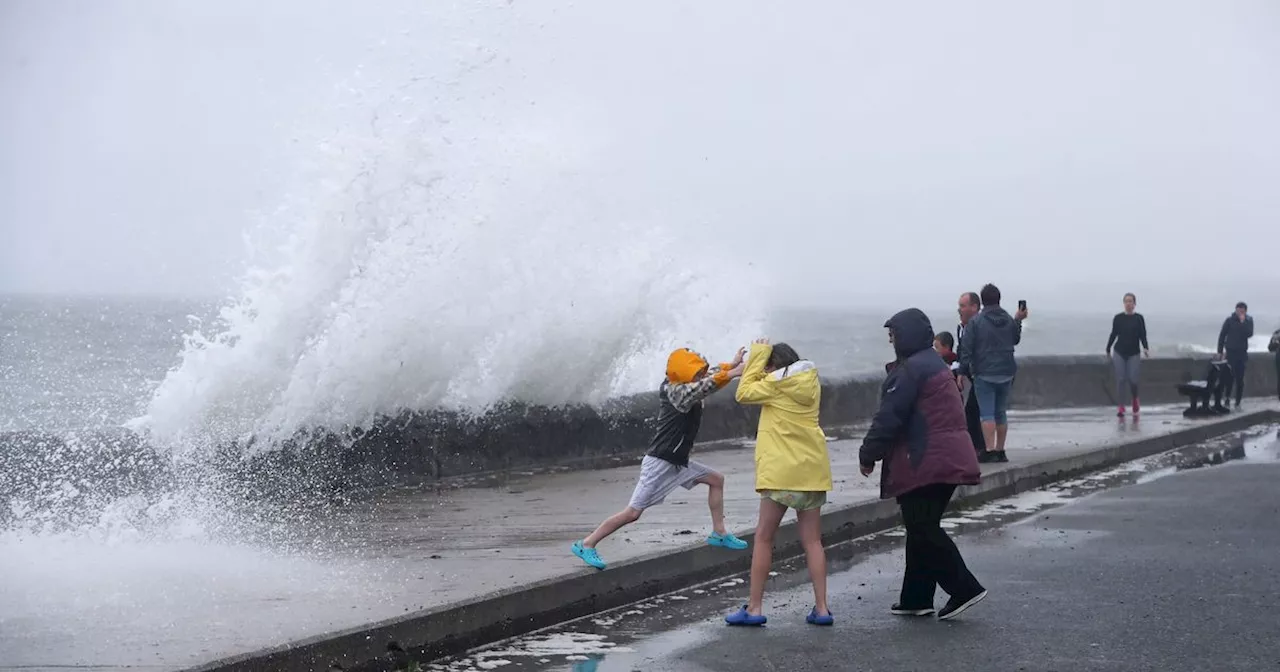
[761,490,827,511]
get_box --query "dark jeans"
[1226,351,1248,405]
[896,483,984,608]
[963,379,986,453]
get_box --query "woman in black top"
[1106,293,1150,417]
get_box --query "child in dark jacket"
[571,347,750,570]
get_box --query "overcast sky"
[2,0,1277,313]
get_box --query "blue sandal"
[726,606,767,626]
[707,532,749,550]
[571,541,607,570]
[806,607,834,626]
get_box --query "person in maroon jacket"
[859,308,987,621]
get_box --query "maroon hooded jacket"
[859,308,981,499]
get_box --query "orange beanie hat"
[666,348,709,384]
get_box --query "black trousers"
[1226,351,1248,405]
[964,379,986,453]
[897,483,984,608]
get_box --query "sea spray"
[132,20,764,456]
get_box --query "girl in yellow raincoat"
[725,339,834,627]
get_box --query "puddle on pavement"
[404,425,1279,672]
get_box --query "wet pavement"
[426,427,1280,672]
[1,404,1276,671]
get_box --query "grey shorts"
[628,456,715,510]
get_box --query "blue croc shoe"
[806,607,834,626]
[571,541,607,570]
[726,606,767,627]
[707,532,748,550]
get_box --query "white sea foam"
[1175,334,1272,355]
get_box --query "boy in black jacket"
[571,348,750,570]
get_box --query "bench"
[1177,360,1233,418]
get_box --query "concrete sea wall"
[3,354,1277,513]
[314,352,1279,490]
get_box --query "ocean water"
[1,293,1271,436]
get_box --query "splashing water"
[131,26,764,454]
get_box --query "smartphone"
[1018,299,1027,312]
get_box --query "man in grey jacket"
[958,284,1027,462]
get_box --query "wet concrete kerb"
[184,409,1280,672]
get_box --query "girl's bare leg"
[796,506,829,615]
[747,498,789,615]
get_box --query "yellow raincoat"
[735,343,833,493]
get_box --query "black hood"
[884,308,936,360]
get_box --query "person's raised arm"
[735,342,778,406]
[667,367,734,413]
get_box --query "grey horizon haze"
[2,0,1277,314]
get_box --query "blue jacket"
[958,305,1022,380]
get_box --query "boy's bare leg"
[696,472,728,536]
[582,507,642,548]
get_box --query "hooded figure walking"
[860,308,987,620]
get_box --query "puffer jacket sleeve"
[860,364,918,467]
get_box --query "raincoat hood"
[885,308,936,361]
[982,306,1015,328]
[666,349,709,384]
[765,359,820,407]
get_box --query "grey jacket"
[958,306,1022,380]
